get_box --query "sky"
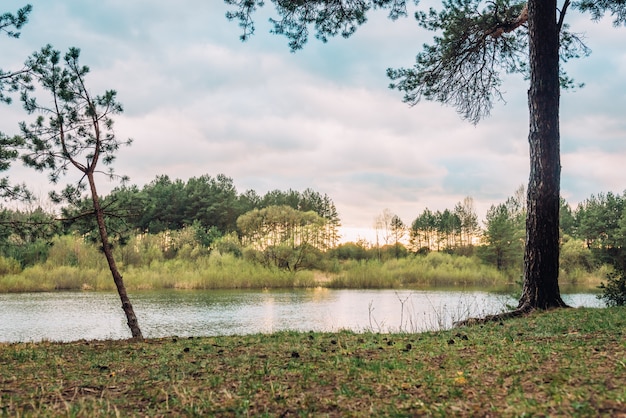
[2,1,626,243]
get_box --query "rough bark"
[88,172,143,340]
[519,0,568,310]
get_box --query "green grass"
[1,307,625,416]
[329,253,511,289]
[0,252,316,292]
[0,235,604,292]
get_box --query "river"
[0,288,603,343]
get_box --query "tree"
[481,202,524,271]
[374,208,395,247]
[237,205,327,270]
[454,196,479,248]
[18,46,142,339]
[390,214,406,257]
[1,4,32,200]
[575,191,626,268]
[410,208,437,251]
[225,0,626,313]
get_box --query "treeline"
[338,186,626,280]
[1,175,625,280]
[70,174,341,238]
[481,189,626,274]
[393,187,626,276]
[0,173,340,271]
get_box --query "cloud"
[2,0,626,235]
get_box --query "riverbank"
[1,307,624,416]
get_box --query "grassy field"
[1,307,625,416]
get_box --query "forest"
[1,173,624,291]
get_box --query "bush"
[560,236,595,274]
[0,256,21,275]
[597,268,626,307]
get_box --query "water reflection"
[0,289,603,343]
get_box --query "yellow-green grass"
[329,253,511,289]
[0,244,605,293]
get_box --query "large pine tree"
[225,0,626,313]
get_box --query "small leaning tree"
[18,45,143,339]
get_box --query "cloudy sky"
[2,1,625,242]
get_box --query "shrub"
[597,268,626,307]
[46,235,105,269]
[560,236,595,274]
[0,256,21,275]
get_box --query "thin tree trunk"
[519,0,568,310]
[87,173,144,339]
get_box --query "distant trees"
[480,200,525,271]
[575,192,626,269]
[237,205,327,271]
[62,174,341,248]
[390,214,406,258]
[3,182,626,279]
[409,197,479,253]
[374,208,395,247]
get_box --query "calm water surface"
[0,288,603,343]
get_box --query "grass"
[0,244,604,293]
[328,253,509,289]
[0,253,316,292]
[1,307,625,416]
[0,233,606,292]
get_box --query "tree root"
[454,303,570,327]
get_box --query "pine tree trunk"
[519,0,568,310]
[88,173,144,339]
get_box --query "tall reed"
[329,253,507,289]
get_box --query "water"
[0,289,603,343]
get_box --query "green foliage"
[330,253,506,288]
[1,17,33,201]
[1,264,110,292]
[238,205,331,269]
[0,4,33,136]
[409,198,479,253]
[225,0,408,51]
[45,234,106,269]
[328,259,400,288]
[121,252,315,290]
[0,206,57,266]
[64,175,341,246]
[114,233,164,267]
[479,194,525,272]
[559,235,594,276]
[17,45,131,202]
[0,255,20,275]
[573,191,626,269]
[212,231,243,257]
[597,268,626,307]
[389,0,529,123]
[0,5,31,39]
[330,241,371,261]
